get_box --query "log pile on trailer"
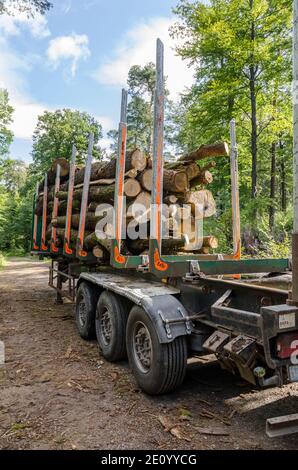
[34,142,229,261]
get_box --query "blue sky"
[0,0,196,163]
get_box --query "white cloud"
[0,35,111,157]
[47,34,91,77]
[94,115,114,132]
[92,17,194,98]
[12,101,47,140]
[0,8,50,38]
[0,37,49,140]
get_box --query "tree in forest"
[172,0,292,231]
[127,63,156,153]
[0,0,52,16]
[127,96,152,150]
[31,109,103,177]
[0,89,14,158]
[108,62,172,154]
[173,0,292,198]
[0,158,27,192]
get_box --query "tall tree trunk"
[269,142,276,231]
[280,160,287,211]
[249,67,258,199]
[249,0,258,199]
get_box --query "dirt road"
[0,257,297,450]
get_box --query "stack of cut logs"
[35,142,229,260]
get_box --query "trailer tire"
[75,282,98,340]
[96,291,129,362]
[126,306,187,395]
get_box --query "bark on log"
[68,149,146,188]
[138,169,153,192]
[38,159,70,190]
[127,191,151,220]
[52,213,105,231]
[185,163,201,181]
[202,236,219,249]
[180,142,229,162]
[163,169,189,193]
[58,179,140,203]
[126,236,185,256]
[190,170,213,188]
[126,149,147,172]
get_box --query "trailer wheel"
[96,291,129,362]
[126,306,187,395]
[75,282,98,340]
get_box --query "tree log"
[190,170,213,188]
[52,213,105,231]
[164,195,178,205]
[92,246,106,258]
[202,236,218,249]
[183,190,216,218]
[138,169,153,192]
[180,142,229,162]
[125,148,147,171]
[163,169,189,193]
[126,236,185,256]
[123,178,142,198]
[127,191,151,220]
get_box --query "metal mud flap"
[141,294,193,344]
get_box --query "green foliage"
[0,89,14,157]
[0,158,27,192]
[31,109,103,178]
[0,0,52,16]
[172,0,293,250]
[127,96,152,150]
[126,63,156,153]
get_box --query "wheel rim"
[132,321,152,373]
[78,298,87,327]
[100,307,112,345]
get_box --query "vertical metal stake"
[292,0,298,303]
[150,38,165,252]
[51,164,61,253]
[112,89,128,264]
[41,173,48,251]
[32,182,39,250]
[77,133,94,257]
[64,145,77,255]
[230,119,241,259]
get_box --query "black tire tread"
[75,282,99,340]
[96,291,130,362]
[126,306,187,395]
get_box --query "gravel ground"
[0,257,297,450]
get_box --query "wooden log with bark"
[183,190,216,218]
[52,213,105,231]
[163,169,189,193]
[179,142,229,163]
[126,236,186,256]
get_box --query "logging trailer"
[31,39,298,397]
